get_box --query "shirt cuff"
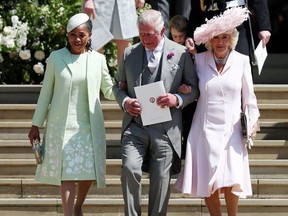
[174,94,183,108]
[122,97,129,112]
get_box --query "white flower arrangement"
[0,15,29,52]
[0,1,102,84]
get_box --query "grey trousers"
[121,122,174,216]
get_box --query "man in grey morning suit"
[113,9,199,216]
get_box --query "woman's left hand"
[250,121,260,139]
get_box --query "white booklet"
[91,16,113,51]
[134,81,172,126]
[254,40,268,75]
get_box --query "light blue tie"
[148,52,158,74]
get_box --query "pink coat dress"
[174,50,260,198]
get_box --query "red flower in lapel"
[167,52,174,60]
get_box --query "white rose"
[11,15,19,25]
[3,26,13,35]
[5,38,15,49]
[34,50,45,61]
[19,49,31,60]
[33,62,45,74]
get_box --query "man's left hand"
[157,93,178,108]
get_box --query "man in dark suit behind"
[145,0,191,36]
[113,9,199,216]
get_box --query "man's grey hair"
[137,9,164,32]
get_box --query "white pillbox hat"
[66,13,89,33]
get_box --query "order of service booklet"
[134,81,172,126]
[91,15,113,51]
[254,40,268,75]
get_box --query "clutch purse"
[240,108,253,149]
[32,139,44,164]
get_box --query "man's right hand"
[124,98,141,117]
[84,0,96,19]
[185,38,197,55]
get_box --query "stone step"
[0,197,287,216]
[1,102,288,120]
[254,85,288,102]
[253,54,288,84]
[0,177,287,199]
[0,140,286,160]
[0,103,123,121]
[0,116,288,132]
[0,120,121,140]
[0,159,288,179]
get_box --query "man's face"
[139,22,164,50]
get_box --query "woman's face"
[210,33,231,58]
[68,24,91,54]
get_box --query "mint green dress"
[33,48,115,187]
[61,53,96,180]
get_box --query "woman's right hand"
[185,38,197,55]
[84,0,96,19]
[177,84,192,94]
[28,125,40,146]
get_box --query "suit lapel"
[131,44,145,86]
[161,37,176,90]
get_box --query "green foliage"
[0,0,83,84]
[0,0,151,84]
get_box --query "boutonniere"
[167,52,174,60]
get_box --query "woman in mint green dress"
[28,13,115,216]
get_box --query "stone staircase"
[0,84,288,215]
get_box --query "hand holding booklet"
[134,81,172,126]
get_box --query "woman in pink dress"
[174,7,260,216]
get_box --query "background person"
[146,0,191,36]
[169,15,188,45]
[83,0,144,63]
[168,14,197,158]
[28,13,115,216]
[113,9,199,216]
[174,7,260,216]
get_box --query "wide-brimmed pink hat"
[194,7,250,45]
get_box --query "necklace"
[214,51,230,65]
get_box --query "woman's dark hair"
[84,19,93,51]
